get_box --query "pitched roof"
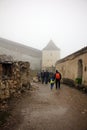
[55,46,87,65]
[43,40,60,51]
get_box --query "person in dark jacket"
[41,70,45,84]
[44,70,49,84]
[55,70,61,89]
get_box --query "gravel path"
[1,82,87,130]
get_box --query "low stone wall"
[0,61,31,101]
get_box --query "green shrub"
[75,78,82,84]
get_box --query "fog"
[0,0,87,58]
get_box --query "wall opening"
[2,63,12,79]
[78,59,83,79]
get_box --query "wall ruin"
[0,55,31,100]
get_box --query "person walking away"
[49,73,55,90]
[44,70,49,84]
[41,70,45,84]
[55,70,61,89]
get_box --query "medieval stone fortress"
[0,38,60,71]
[0,37,87,100]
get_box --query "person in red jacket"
[55,70,61,89]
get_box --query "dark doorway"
[78,59,83,79]
[2,63,12,79]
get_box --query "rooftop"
[43,40,60,51]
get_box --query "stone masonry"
[0,55,31,100]
[55,47,87,89]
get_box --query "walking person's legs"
[56,80,58,89]
[51,83,54,90]
[42,78,44,84]
[58,80,60,89]
[50,84,53,90]
[56,80,60,89]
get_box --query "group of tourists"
[40,70,49,84]
[39,69,61,90]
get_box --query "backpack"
[50,78,55,84]
[55,73,60,79]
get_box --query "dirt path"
[1,83,87,130]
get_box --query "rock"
[33,77,38,83]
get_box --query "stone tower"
[42,40,60,72]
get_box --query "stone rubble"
[0,60,31,102]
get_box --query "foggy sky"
[0,0,87,58]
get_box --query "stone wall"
[0,38,42,70]
[0,61,31,100]
[42,50,60,70]
[55,47,87,88]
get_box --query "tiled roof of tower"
[43,40,60,50]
